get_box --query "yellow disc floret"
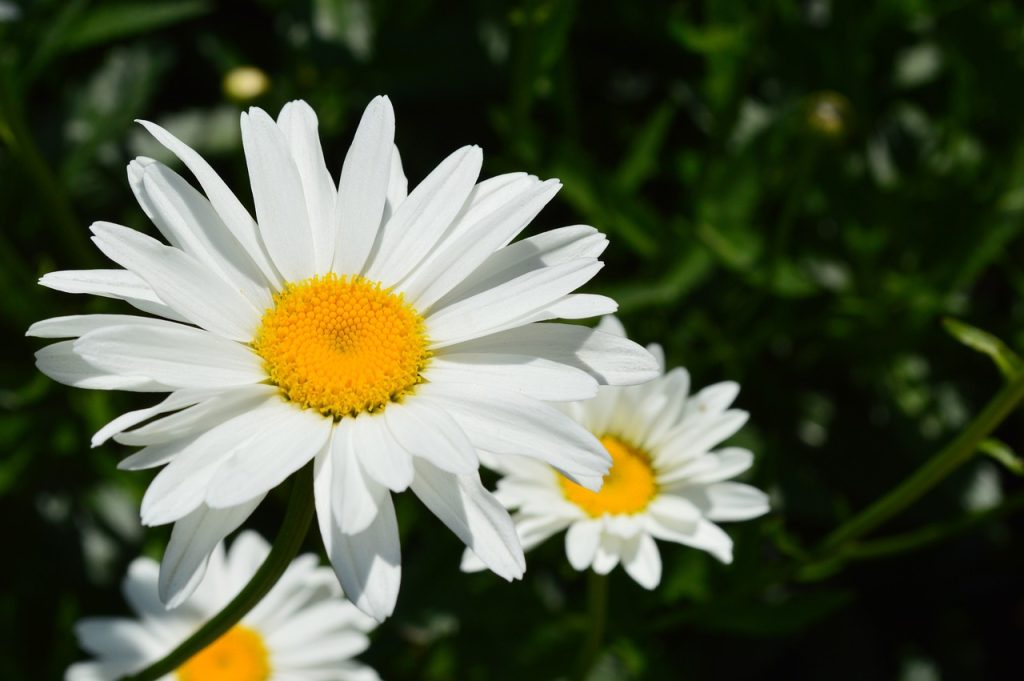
[177,625,270,681]
[254,274,430,418]
[560,435,657,516]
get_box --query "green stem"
[839,492,1024,562]
[818,373,1024,553]
[119,463,316,681]
[574,571,609,681]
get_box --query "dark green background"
[3,0,1024,679]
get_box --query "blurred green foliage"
[3,0,1024,679]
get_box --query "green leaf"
[615,103,675,193]
[943,317,1024,379]
[61,1,210,52]
[978,438,1024,476]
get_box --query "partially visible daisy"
[463,317,770,588]
[66,530,380,681]
[29,96,660,619]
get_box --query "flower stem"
[817,373,1024,554]
[574,571,609,681]
[119,463,316,681]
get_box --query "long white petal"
[136,120,280,284]
[565,520,601,570]
[39,269,185,322]
[90,222,260,341]
[241,108,315,281]
[115,384,277,446]
[366,145,482,284]
[680,482,771,522]
[409,459,525,580]
[644,515,734,564]
[205,403,332,508]
[385,145,408,213]
[425,353,598,401]
[314,421,387,535]
[136,161,273,309]
[35,341,166,392]
[317,486,401,622]
[399,179,559,309]
[419,383,609,490]
[74,324,265,389]
[437,322,660,387]
[277,101,337,274]
[621,533,661,589]
[27,313,175,340]
[349,413,414,492]
[334,96,395,274]
[158,498,262,608]
[92,387,217,447]
[383,399,479,474]
[433,225,607,309]
[426,259,603,345]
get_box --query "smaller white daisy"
[66,531,380,681]
[463,317,770,589]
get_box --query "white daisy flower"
[66,530,380,681]
[462,317,770,589]
[29,97,660,619]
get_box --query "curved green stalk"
[574,571,609,681]
[818,373,1024,553]
[119,463,315,681]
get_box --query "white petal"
[385,145,407,211]
[683,381,740,419]
[136,120,280,285]
[314,420,387,535]
[115,384,277,447]
[138,396,293,523]
[159,498,262,608]
[383,399,479,474]
[317,486,401,622]
[92,387,216,447]
[656,411,750,462]
[419,383,609,490]
[366,145,482,284]
[90,222,260,341]
[433,225,607,309]
[34,341,165,392]
[205,403,332,508]
[592,531,622,574]
[399,179,560,309]
[425,353,598,402]
[565,519,601,570]
[646,494,702,523]
[241,108,315,281]
[682,482,771,522]
[39,269,185,322]
[621,533,661,589]
[136,161,273,310]
[73,617,163,660]
[333,96,395,274]
[641,368,691,448]
[409,458,525,580]
[645,515,734,564]
[659,447,755,486]
[438,322,660,387]
[426,259,603,345]
[595,315,626,336]
[27,313,178,340]
[277,101,338,273]
[349,413,415,492]
[74,324,265,389]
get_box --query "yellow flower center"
[176,625,270,681]
[560,435,657,516]
[254,274,430,418]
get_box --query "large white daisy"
[29,97,659,619]
[66,530,380,681]
[463,317,769,589]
